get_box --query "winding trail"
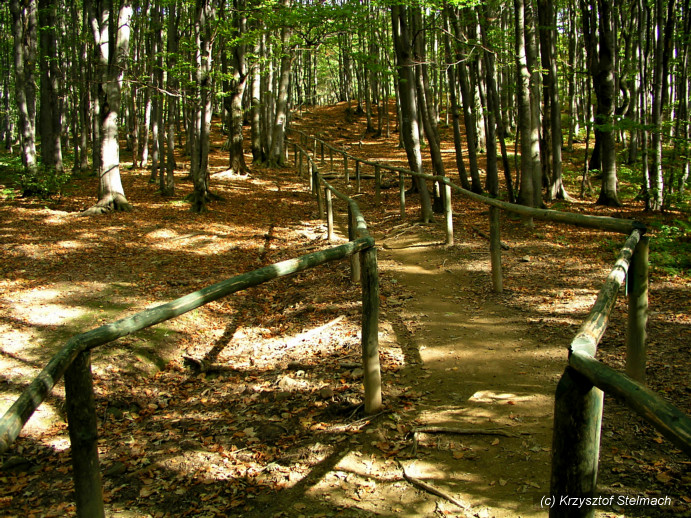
[291,112,567,515]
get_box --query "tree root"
[81,194,133,216]
[397,460,475,517]
[471,227,510,249]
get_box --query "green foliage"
[16,166,72,199]
[648,219,691,277]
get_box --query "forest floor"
[0,103,689,518]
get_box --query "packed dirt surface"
[0,103,689,517]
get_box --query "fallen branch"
[471,226,510,250]
[397,460,475,517]
[413,426,522,438]
[182,355,238,374]
[410,426,525,457]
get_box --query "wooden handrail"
[290,128,646,235]
[293,128,691,518]
[0,237,374,454]
[569,350,691,456]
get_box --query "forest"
[0,0,689,216]
[0,0,690,517]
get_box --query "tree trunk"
[225,0,249,175]
[83,0,133,215]
[538,0,569,201]
[268,0,293,167]
[189,0,215,213]
[448,6,483,194]
[648,0,676,211]
[162,3,178,196]
[250,37,264,164]
[582,0,621,207]
[412,7,446,212]
[479,7,499,197]
[442,9,471,191]
[391,4,433,223]
[525,0,543,208]
[9,0,38,176]
[38,0,62,173]
[515,0,538,216]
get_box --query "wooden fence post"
[361,246,382,414]
[349,205,361,282]
[320,141,325,163]
[375,165,381,206]
[313,165,324,218]
[550,367,603,518]
[329,147,334,169]
[444,182,453,245]
[626,236,649,383]
[399,171,406,219]
[293,144,298,166]
[356,161,361,193]
[65,350,105,518]
[344,155,350,184]
[489,206,502,292]
[326,188,334,242]
[298,150,303,177]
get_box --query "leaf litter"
[0,105,689,517]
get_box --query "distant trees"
[0,0,687,213]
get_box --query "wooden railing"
[288,128,691,518]
[0,164,381,517]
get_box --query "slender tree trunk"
[525,0,543,208]
[582,0,621,207]
[9,0,38,176]
[149,2,162,183]
[83,0,133,215]
[448,6,483,194]
[268,0,293,167]
[162,3,178,196]
[442,9,471,191]
[250,38,264,164]
[479,8,499,197]
[648,0,676,210]
[391,4,433,223]
[38,0,62,173]
[515,0,538,216]
[412,7,446,212]
[189,0,215,213]
[225,0,249,175]
[538,0,569,201]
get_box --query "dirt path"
[375,223,562,517]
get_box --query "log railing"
[0,168,381,517]
[288,128,691,518]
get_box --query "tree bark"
[391,4,433,223]
[250,36,264,164]
[9,0,38,176]
[83,0,133,215]
[448,6,483,194]
[538,0,569,202]
[38,0,62,173]
[515,0,540,216]
[582,0,621,207]
[162,3,178,196]
[442,9,471,191]
[189,0,215,213]
[268,0,293,167]
[412,7,446,212]
[224,0,249,175]
[648,0,676,211]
